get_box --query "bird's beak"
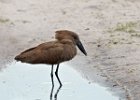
[76,40,87,56]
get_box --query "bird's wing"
[19,41,56,55]
[20,47,37,54]
[15,41,64,64]
[37,42,64,63]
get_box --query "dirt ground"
[1,0,140,100]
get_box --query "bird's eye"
[73,36,78,40]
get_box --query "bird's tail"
[15,54,26,62]
[15,47,37,63]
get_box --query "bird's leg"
[54,85,62,100]
[51,65,54,79]
[50,64,54,100]
[50,64,54,86]
[55,64,62,86]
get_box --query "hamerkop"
[15,30,87,86]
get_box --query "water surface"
[0,62,119,100]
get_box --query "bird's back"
[15,40,77,64]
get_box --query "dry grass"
[108,21,139,33]
[0,18,10,23]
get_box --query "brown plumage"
[15,30,87,86]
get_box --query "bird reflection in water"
[50,64,62,100]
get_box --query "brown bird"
[15,30,87,86]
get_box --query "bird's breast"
[60,44,77,62]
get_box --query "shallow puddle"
[0,62,119,100]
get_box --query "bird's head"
[55,30,87,56]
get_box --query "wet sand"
[1,0,140,100]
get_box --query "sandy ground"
[1,0,140,100]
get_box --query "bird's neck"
[59,39,75,45]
